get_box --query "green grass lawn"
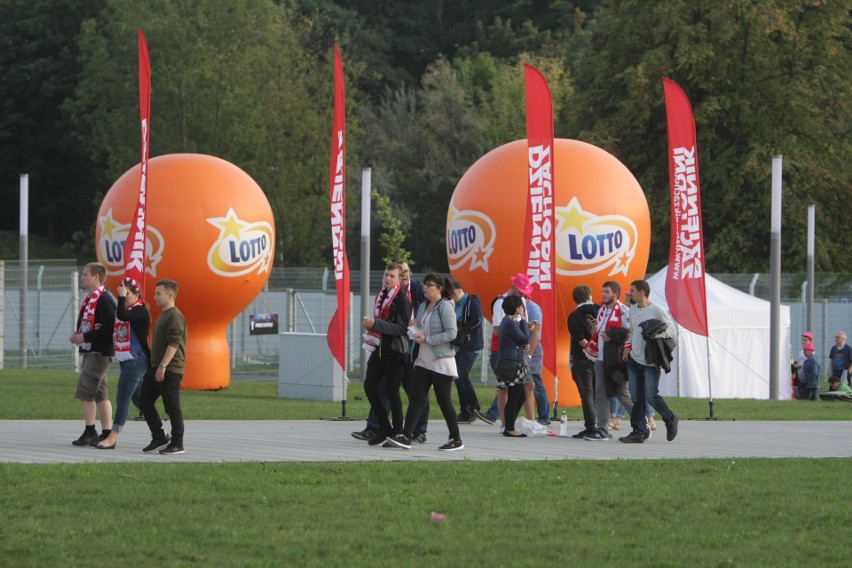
[2,368,850,566]
[2,368,849,421]
[2,459,850,567]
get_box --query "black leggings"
[404,366,461,441]
[503,383,526,432]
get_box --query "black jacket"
[567,303,599,361]
[603,327,630,381]
[75,291,117,356]
[639,318,676,373]
[371,289,412,358]
[457,293,484,352]
[117,296,152,361]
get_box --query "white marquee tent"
[646,266,792,400]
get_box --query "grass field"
[1,368,850,567]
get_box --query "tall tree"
[0,0,107,249]
[68,0,336,266]
[567,0,851,272]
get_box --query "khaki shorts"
[75,353,113,402]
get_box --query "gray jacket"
[415,298,458,359]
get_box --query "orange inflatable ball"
[96,154,275,390]
[447,139,650,406]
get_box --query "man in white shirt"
[620,279,679,444]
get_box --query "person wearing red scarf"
[69,262,116,447]
[359,262,411,446]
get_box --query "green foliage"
[0,0,848,273]
[370,188,411,266]
[568,0,851,272]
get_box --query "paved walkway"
[1,419,850,464]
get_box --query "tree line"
[0,0,849,272]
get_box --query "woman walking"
[96,278,150,449]
[387,273,463,451]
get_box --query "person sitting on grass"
[827,376,852,394]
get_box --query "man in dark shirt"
[139,279,188,455]
[69,262,116,447]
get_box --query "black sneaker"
[571,429,591,439]
[583,430,609,441]
[457,413,475,424]
[72,430,99,447]
[666,416,679,441]
[472,408,496,425]
[438,438,464,451]
[367,432,388,446]
[159,443,185,455]
[142,435,171,453]
[386,434,412,449]
[412,433,427,444]
[351,429,376,441]
[619,431,645,444]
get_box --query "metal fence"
[2,260,852,375]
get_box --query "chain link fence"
[2,260,852,376]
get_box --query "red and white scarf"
[77,285,106,351]
[361,285,401,353]
[584,301,627,360]
[113,299,143,361]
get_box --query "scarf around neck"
[361,285,401,353]
[77,285,106,351]
[113,299,144,361]
[583,301,626,360]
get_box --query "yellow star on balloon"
[99,210,121,239]
[556,197,593,233]
[208,208,247,240]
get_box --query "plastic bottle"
[559,410,568,437]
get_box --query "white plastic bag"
[517,417,549,437]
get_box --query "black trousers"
[139,366,184,445]
[404,366,461,442]
[364,350,405,435]
[571,358,596,432]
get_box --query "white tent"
[646,266,792,400]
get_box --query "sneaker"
[367,432,388,446]
[386,434,412,449]
[457,413,475,424]
[142,435,171,453]
[583,430,609,441]
[72,430,99,447]
[472,408,496,425]
[351,428,376,441]
[666,416,679,441]
[619,431,645,444]
[159,443,185,455]
[572,429,592,439]
[537,418,552,426]
[438,438,464,451]
[412,433,427,444]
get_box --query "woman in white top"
[387,273,462,451]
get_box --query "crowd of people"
[69,262,188,455]
[351,268,687,451]
[792,329,852,400]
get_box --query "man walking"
[69,262,116,446]
[566,285,599,438]
[620,279,679,444]
[139,279,188,455]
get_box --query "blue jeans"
[532,373,550,421]
[626,357,675,433]
[113,355,147,430]
[454,349,480,416]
